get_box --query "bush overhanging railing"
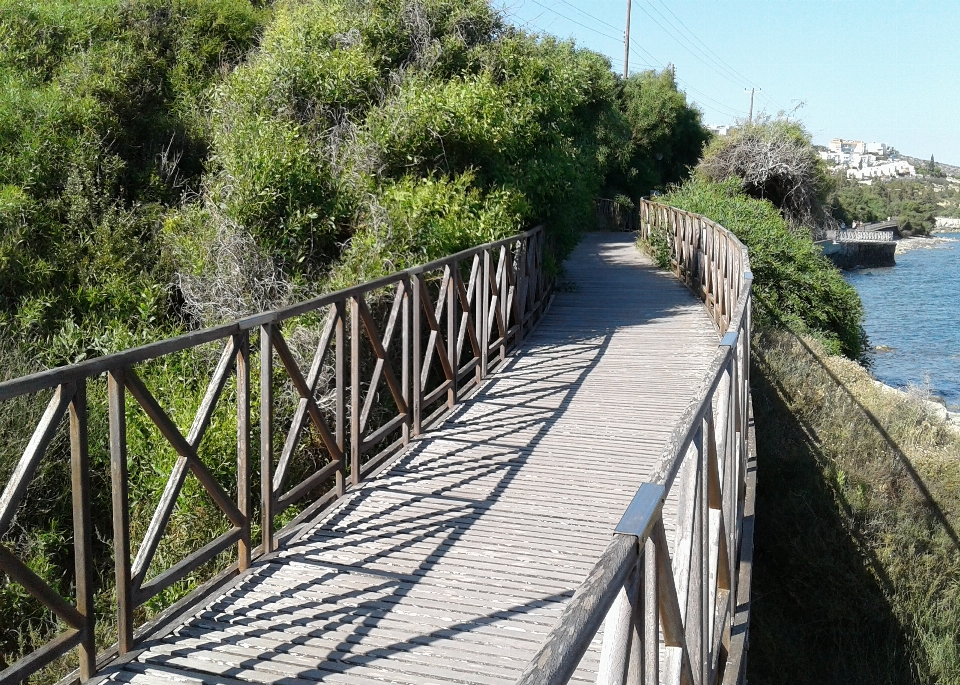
[0,227,550,684]
[516,200,754,685]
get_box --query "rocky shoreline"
[873,378,960,431]
[896,234,957,254]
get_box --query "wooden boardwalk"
[96,233,720,685]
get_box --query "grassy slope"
[748,327,960,684]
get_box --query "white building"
[846,161,915,180]
[829,138,865,154]
[707,124,733,137]
[820,150,852,165]
[865,142,888,156]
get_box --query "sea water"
[844,234,960,408]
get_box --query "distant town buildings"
[829,138,866,154]
[819,137,915,180]
[846,161,916,180]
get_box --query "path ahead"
[98,233,720,685]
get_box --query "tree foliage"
[828,176,952,236]
[189,0,626,290]
[697,116,830,230]
[0,4,703,673]
[605,69,710,197]
[0,0,268,363]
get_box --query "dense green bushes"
[606,69,709,197]
[186,0,627,294]
[662,178,866,359]
[696,116,830,230]
[829,176,948,236]
[1,2,714,678]
[0,0,268,365]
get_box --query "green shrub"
[663,177,866,358]
[0,0,268,360]
[608,69,710,197]
[185,3,628,285]
[696,116,830,229]
[333,172,527,286]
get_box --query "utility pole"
[623,0,632,79]
[745,88,756,123]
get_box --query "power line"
[628,38,744,118]
[649,0,791,113]
[525,0,623,41]
[501,1,748,121]
[555,0,623,34]
[632,2,752,92]
[651,0,757,89]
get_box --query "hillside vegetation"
[657,118,960,682]
[829,175,960,236]
[0,0,269,367]
[750,329,960,684]
[0,0,709,679]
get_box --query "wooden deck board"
[95,233,719,685]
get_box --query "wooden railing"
[0,227,550,684]
[596,198,639,233]
[516,200,754,685]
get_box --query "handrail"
[0,227,551,684]
[596,198,639,232]
[517,200,754,685]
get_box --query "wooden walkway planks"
[95,232,720,685]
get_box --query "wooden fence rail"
[516,200,753,685]
[0,227,550,684]
[596,198,639,233]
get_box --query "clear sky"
[495,0,960,164]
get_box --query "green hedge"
[662,178,866,359]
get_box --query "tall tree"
[606,69,710,198]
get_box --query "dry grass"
[748,327,960,684]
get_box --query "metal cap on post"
[614,483,666,540]
[596,483,667,685]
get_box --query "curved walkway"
[97,233,720,685]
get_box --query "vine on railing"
[0,227,551,684]
[517,200,753,685]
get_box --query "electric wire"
[632,2,755,92]
[526,0,623,41]
[650,0,790,113]
[644,0,759,91]
[625,37,745,118]
[551,0,751,118]
[499,1,749,120]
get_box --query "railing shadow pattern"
[0,227,550,684]
[515,200,754,685]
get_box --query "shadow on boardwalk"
[100,233,720,685]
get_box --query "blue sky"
[495,0,960,164]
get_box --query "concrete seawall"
[818,240,896,269]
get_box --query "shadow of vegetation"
[747,361,918,685]
[743,308,960,684]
